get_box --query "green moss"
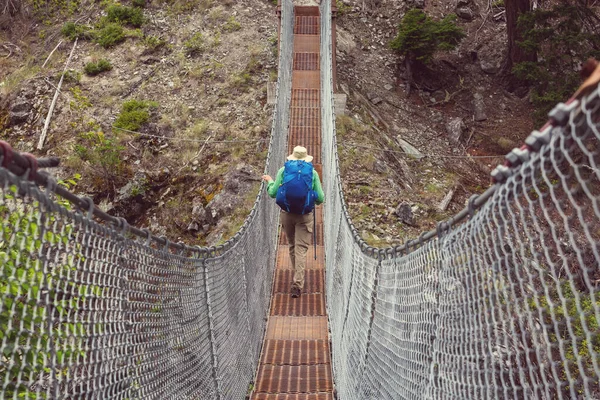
[84,59,112,76]
[114,99,158,131]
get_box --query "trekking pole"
[314,209,317,260]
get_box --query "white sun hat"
[287,146,313,163]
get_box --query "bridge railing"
[320,0,600,398]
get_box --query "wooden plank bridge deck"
[250,6,334,399]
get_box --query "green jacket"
[266,166,325,205]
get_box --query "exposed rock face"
[9,100,32,126]
[446,117,466,143]
[395,201,414,226]
[208,163,260,220]
[473,92,488,122]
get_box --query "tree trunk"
[503,0,536,75]
[404,57,413,96]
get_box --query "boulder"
[8,99,32,126]
[473,92,488,122]
[480,58,501,74]
[396,137,424,159]
[455,7,474,21]
[395,201,414,226]
[446,118,466,143]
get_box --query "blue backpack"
[276,160,317,215]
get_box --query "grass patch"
[84,59,112,76]
[132,0,146,7]
[95,23,125,48]
[114,99,158,131]
[105,4,144,27]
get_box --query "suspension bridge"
[1,0,600,398]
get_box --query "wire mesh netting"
[320,1,599,399]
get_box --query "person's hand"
[262,175,273,182]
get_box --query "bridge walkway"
[250,6,334,399]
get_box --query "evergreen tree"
[391,9,465,94]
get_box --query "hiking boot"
[290,285,301,298]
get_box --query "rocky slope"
[1,0,536,247]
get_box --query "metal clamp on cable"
[548,100,579,127]
[159,236,170,251]
[419,233,426,248]
[504,147,530,168]
[524,125,552,152]
[81,197,95,220]
[436,222,448,239]
[467,194,478,218]
[142,228,152,245]
[115,217,129,235]
[491,165,514,184]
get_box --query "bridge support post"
[203,258,222,399]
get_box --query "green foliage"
[513,3,600,124]
[184,32,205,56]
[0,187,86,399]
[132,0,146,7]
[84,59,113,76]
[105,4,144,27]
[75,131,125,176]
[114,99,158,131]
[61,69,82,84]
[336,0,351,15]
[144,35,167,52]
[94,22,125,48]
[528,282,600,395]
[61,22,92,40]
[222,16,241,32]
[390,9,465,64]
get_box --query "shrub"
[132,0,146,7]
[75,131,126,186]
[184,32,205,56]
[105,4,144,27]
[390,9,465,64]
[144,35,167,52]
[222,16,241,32]
[114,99,158,131]
[95,23,125,48]
[62,22,92,40]
[84,59,113,76]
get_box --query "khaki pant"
[280,210,313,290]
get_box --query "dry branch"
[42,40,63,68]
[37,39,77,151]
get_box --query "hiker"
[262,146,325,298]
